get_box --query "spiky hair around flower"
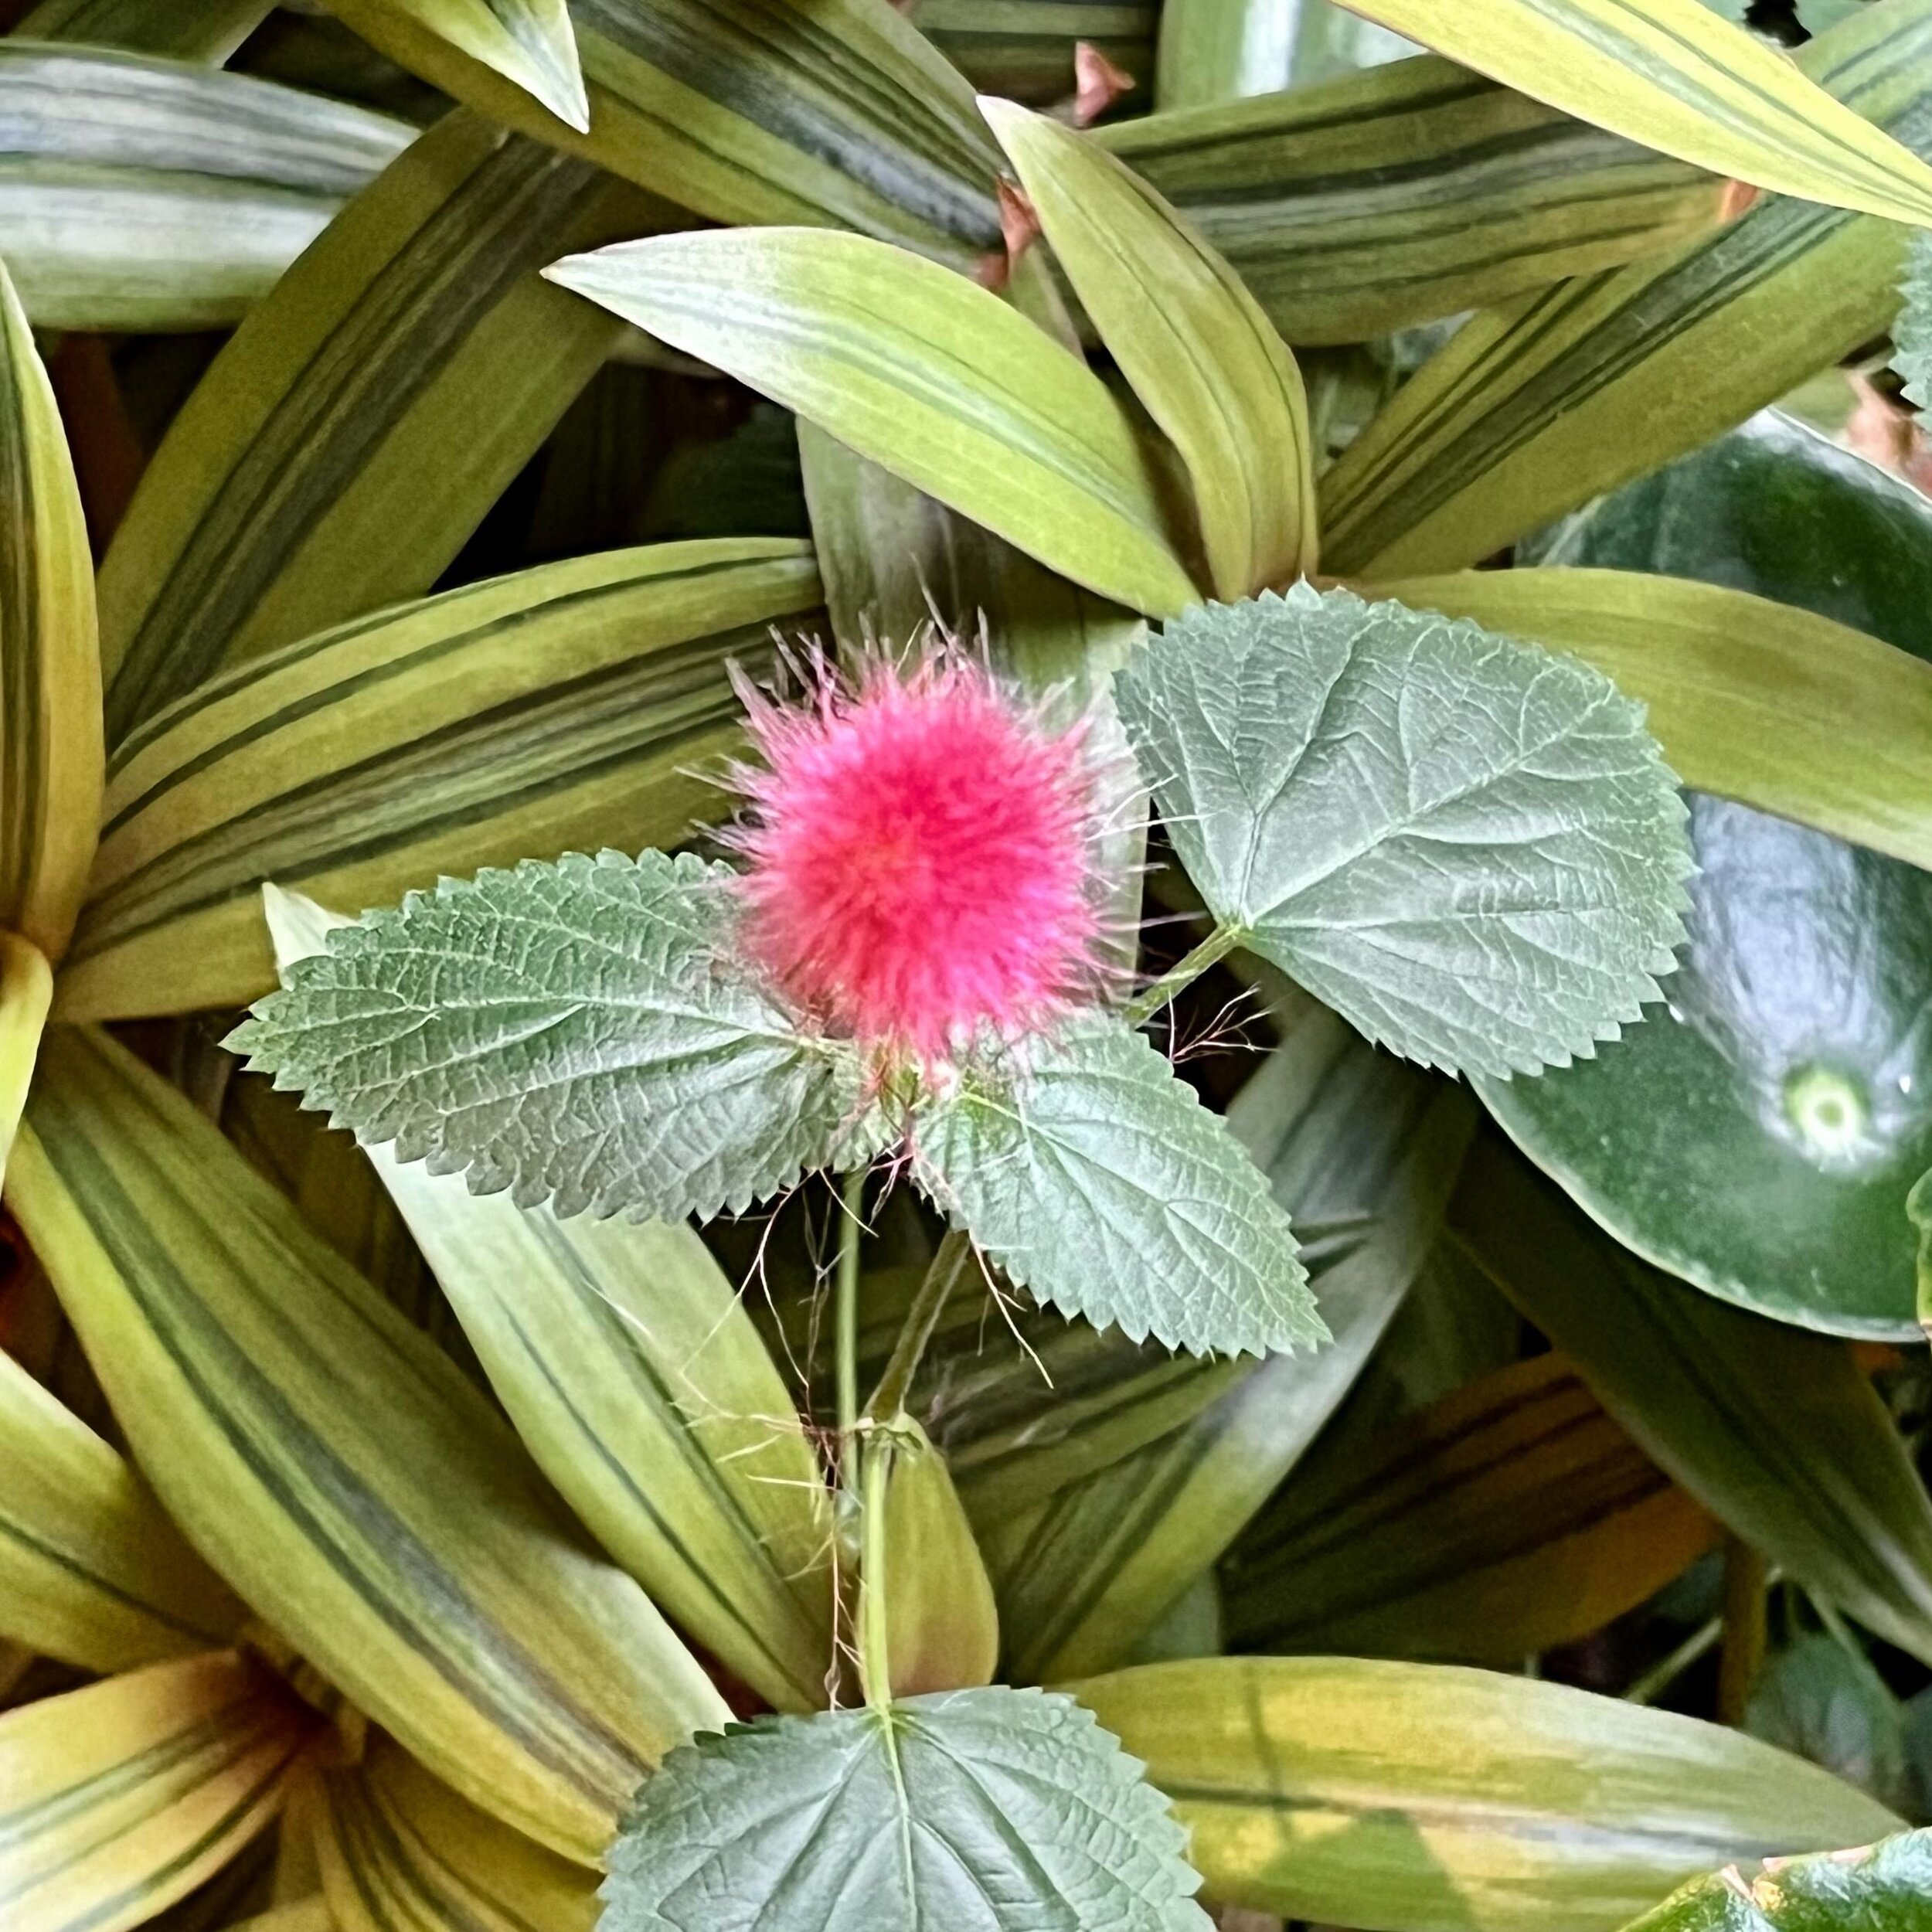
[723,645,1107,1065]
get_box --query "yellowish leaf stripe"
[908,0,1152,107]
[985,98,1317,600]
[1221,1352,1718,1661]
[1345,0,1932,226]
[8,1027,730,1862]
[57,541,822,1022]
[0,257,100,964]
[97,111,647,743]
[301,1738,597,1932]
[0,1345,244,1675]
[1073,1656,1902,1931]
[1320,0,1932,578]
[0,1651,315,1932]
[326,0,1002,267]
[15,0,272,60]
[1099,56,1730,346]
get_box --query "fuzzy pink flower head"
[728,651,1104,1063]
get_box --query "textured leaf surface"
[602,1688,1210,1931]
[5,1026,729,1861]
[1896,230,1932,405]
[1077,1656,1903,1932]
[1118,585,1692,1079]
[0,43,412,332]
[1342,0,1932,224]
[981,97,1316,600]
[913,1018,1318,1358]
[546,226,1199,617]
[233,850,871,1223]
[1618,1829,1932,1930]
[365,0,587,129]
[0,1652,314,1932]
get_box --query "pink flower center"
[730,656,1101,1061]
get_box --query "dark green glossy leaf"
[1482,412,1932,1338]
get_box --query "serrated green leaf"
[1617,1829,1932,1930]
[1118,584,1692,1080]
[231,850,872,1224]
[546,227,1199,619]
[1896,230,1932,405]
[912,1017,1319,1359]
[601,1687,1211,1932]
[980,97,1316,601]
[0,43,412,333]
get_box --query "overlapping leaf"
[1618,1829,1932,1930]
[362,0,587,129]
[602,1689,1211,1932]
[912,1017,1319,1359]
[1900,231,1932,406]
[17,0,272,60]
[1117,585,1692,1079]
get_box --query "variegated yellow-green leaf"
[325,0,1002,267]
[981,97,1315,600]
[546,228,1200,617]
[0,43,413,332]
[5,1026,730,1862]
[1223,1351,1720,1666]
[0,1651,316,1932]
[60,539,822,1022]
[264,875,837,1717]
[297,1734,599,1932]
[1100,56,1733,347]
[0,1343,244,1674]
[97,110,656,742]
[1318,0,1932,578]
[17,0,272,60]
[357,0,588,131]
[0,930,49,1183]
[0,254,100,962]
[1074,1656,1903,1932]
[1370,568,1932,876]
[1342,0,1932,226]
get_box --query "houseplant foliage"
[2,0,1932,1929]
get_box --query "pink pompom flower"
[723,645,1108,1069]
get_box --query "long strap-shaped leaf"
[0,1344,244,1674]
[549,229,1199,617]
[356,0,588,130]
[5,1026,730,1862]
[1099,56,1732,346]
[16,0,273,61]
[96,109,655,743]
[1320,0,1932,579]
[0,1651,316,1932]
[1223,1351,1719,1665]
[1373,568,1932,875]
[269,858,835,1713]
[0,42,413,333]
[1342,0,1932,225]
[60,539,821,1022]
[1451,1137,1932,1672]
[983,97,1316,599]
[1074,1656,1902,1932]
[297,1736,599,1932]
[326,0,1004,266]
[0,253,99,962]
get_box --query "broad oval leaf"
[601,1687,1211,1932]
[0,1344,244,1674]
[0,42,413,332]
[5,1026,730,1862]
[231,850,874,1225]
[1616,1828,1932,1930]
[1075,1656,1903,1932]
[62,538,822,1023]
[1117,584,1692,1079]
[1341,0,1932,226]
[0,1651,315,1932]
[911,1016,1321,1359]
[359,0,587,131]
[545,227,1200,618]
[981,96,1316,600]
[0,252,100,962]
